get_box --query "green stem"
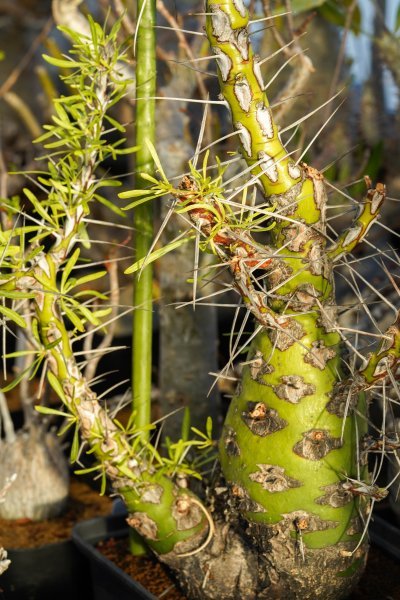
[133,0,157,436]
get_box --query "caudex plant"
[1,1,400,599]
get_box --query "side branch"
[327,179,386,262]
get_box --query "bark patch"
[268,318,306,351]
[127,512,158,541]
[249,464,301,492]
[230,483,266,513]
[304,340,337,370]
[315,482,353,508]
[223,426,241,457]
[140,484,164,504]
[293,429,342,460]
[249,350,274,385]
[172,495,203,531]
[274,375,315,404]
[241,402,287,437]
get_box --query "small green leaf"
[124,236,194,274]
[140,173,160,185]
[70,425,80,463]
[145,139,169,182]
[23,188,55,226]
[119,188,156,198]
[1,368,31,392]
[61,248,81,292]
[0,304,27,328]
[47,371,68,405]
[74,464,102,475]
[100,471,107,496]
[35,405,69,418]
[206,416,213,439]
[71,270,107,289]
[63,304,86,332]
[42,55,85,69]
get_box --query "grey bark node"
[233,74,252,112]
[308,245,332,282]
[255,103,274,138]
[172,495,203,531]
[127,512,158,541]
[283,220,315,252]
[258,151,279,183]
[273,375,315,404]
[241,401,287,436]
[325,382,359,417]
[232,0,247,18]
[249,464,301,492]
[293,429,342,460]
[223,426,241,456]
[287,283,321,311]
[210,6,232,42]
[268,180,303,215]
[304,340,337,370]
[230,482,266,513]
[315,482,353,508]
[140,483,164,504]
[267,318,306,351]
[234,29,249,60]
[213,47,232,82]
[249,350,274,384]
[285,510,339,533]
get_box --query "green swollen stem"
[203,0,376,593]
[133,0,157,436]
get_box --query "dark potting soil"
[97,536,187,600]
[97,538,400,600]
[0,478,112,549]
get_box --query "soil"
[97,536,187,600]
[98,537,400,600]
[0,477,112,549]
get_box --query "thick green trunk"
[205,0,370,595]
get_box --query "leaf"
[74,464,102,475]
[100,471,107,496]
[119,188,156,198]
[0,304,27,328]
[112,145,140,155]
[206,416,213,439]
[63,304,86,332]
[35,405,69,418]
[47,371,68,405]
[70,425,80,463]
[42,55,85,69]
[61,248,81,292]
[71,270,107,289]
[23,188,55,226]
[145,139,169,182]
[93,194,126,217]
[124,236,194,274]
[104,114,126,133]
[1,367,32,392]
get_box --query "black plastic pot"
[72,514,155,600]
[0,538,94,600]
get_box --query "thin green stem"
[133,0,156,436]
